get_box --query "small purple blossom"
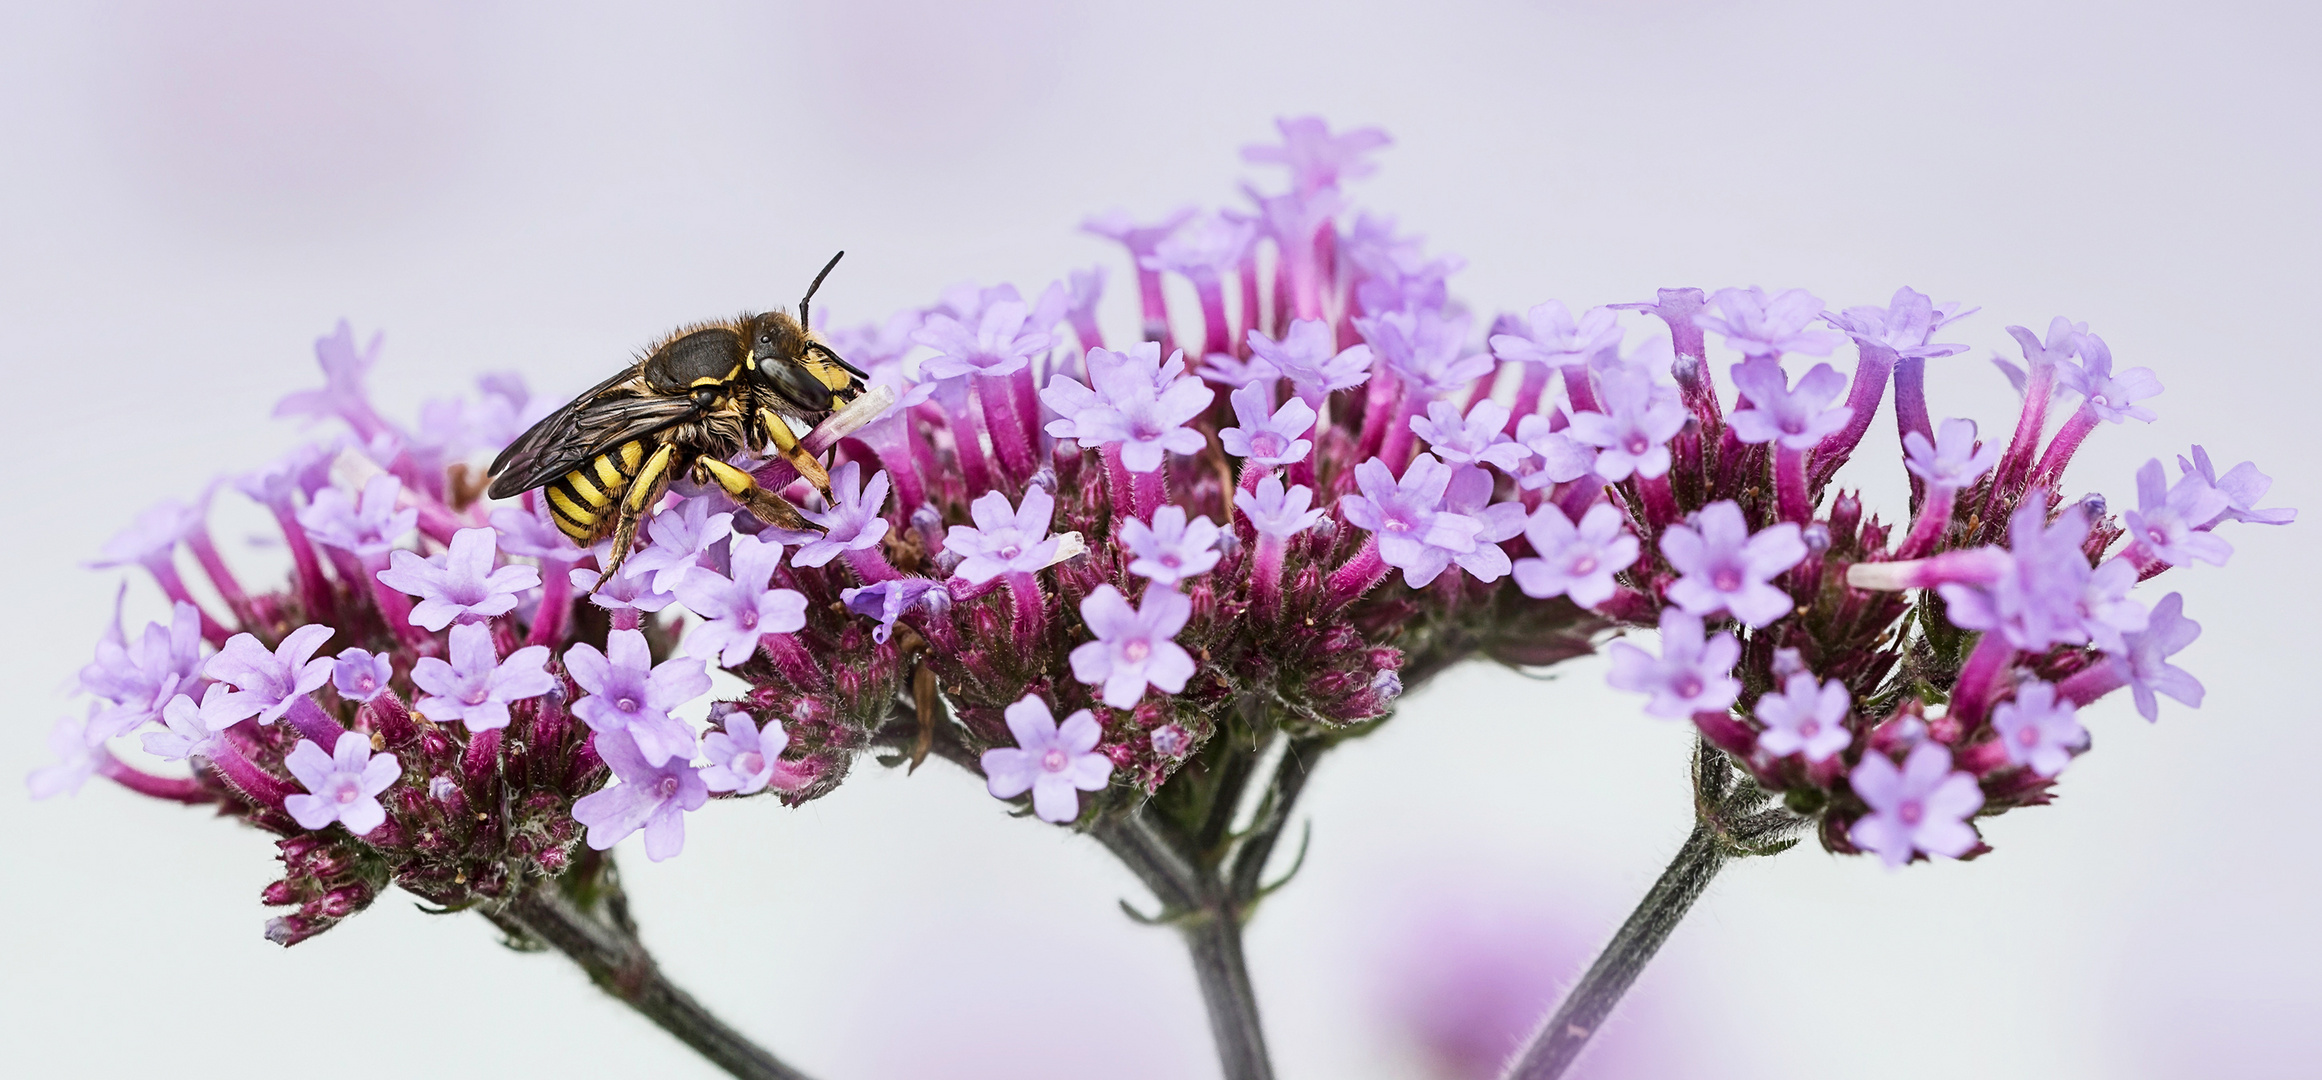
[1512,503,1638,608]
[2006,316,2087,372]
[572,554,677,614]
[489,503,581,562]
[791,462,892,568]
[1822,287,1972,360]
[2178,446,2295,527]
[1358,310,1494,400]
[1338,455,1487,589]
[1070,585,1196,709]
[1992,681,2085,778]
[566,628,712,768]
[1606,609,1743,719]
[283,732,401,837]
[411,622,557,732]
[87,499,199,574]
[144,685,232,762]
[376,528,539,631]
[700,712,790,795]
[273,320,390,440]
[2054,334,2161,424]
[1140,212,1256,283]
[297,474,415,557]
[1234,475,1326,538]
[204,624,336,727]
[1511,415,1597,491]
[1410,399,1529,471]
[1040,342,1184,439]
[621,499,735,595]
[1938,500,2095,653]
[331,648,393,704]
[1218,383,1316,466]
[1121,506,1223,587]
[2075,557,2149,655]
[1197,351,1281,389]
[1565,363,1685,481]
[1726,357,1852,450]
[1245,319,1372,403]
[572,730,708,862]
[2109,592,2204,722]
[943,486,1063,584]
[27,714,99,799]
[675,533,809,668]
[1694,287,1843,358]
[1487,301,1622,368]
[1903,418,2002,490]
[980,694,1114,823]
[1754,672,1852,763]
[2123,459,2233,567]
[1439,466,1525,583]
[1847,742,1984,867]
[912,300,1052,382]
[80,595,204,743]
[1044,346,1213,472]
[840,578,949,644]
[1660,502,1809,628]
[1150,723,1192,759]
[1241,115,1391,195]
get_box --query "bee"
[487,252,868,579]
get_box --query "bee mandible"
[486,252,868,580]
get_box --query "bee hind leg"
[759,408,834,497]
[697,457,822,535]
[595,442,678,583]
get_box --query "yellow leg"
[698,456,820,534]
[626,444,676,513]
[760,408,833,496]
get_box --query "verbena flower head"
[298,474,416,557]
[205,625,336,727]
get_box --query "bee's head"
[746,311,811,375]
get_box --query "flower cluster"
[39,115,2292,956]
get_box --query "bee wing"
[487,374,697,499]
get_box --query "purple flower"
[1822,287,1972,360]
[1151,723,1192,759]
[331,648,393,704]
[377,528,539,631]
[1338,454,1486,588]
[1565,363,1685,481]
[1044,346,1213,472]
[297,474,416,557]
[1754,672,1851,763]
[1245,319,1372,403]
[621,499,736,595]
[87,499,198,573]
[1410,399,1529,471]
[912,300,1053,382]
[1197,351,1282,389]
[1511,415,1598,491]
[1082,206,1198,264]
[700,712,790,795]
[1512,503,1638,608]
[1847,742,1984,867]
[489,503,581,562]
[1439,465,1526,583]
[1903,417,2001,490]
[80,595,204,743]
[2108,592,2203,722]
[2178,446,2295,527]
[143,686,230,763]
[272,320,390,440]
[840,578,949,644]
[1938,501,2097,653]
[283,732,401,836]
[1342,212,1463,317]
[566,628,712,768]
[27,714,99,799]
[2123,459,2232,567]
[1140,212,1256,283]
[1041,342,1183,440]
[411,622,557,732]
[676,533,809,668]
[1070,585,1196,708]
[1606,608,1742,719]
[1726,357,1852,450]
[1241,115,1391,195]
[572,730,708,862]
[1218,383,1316,465]
[1993,681,2086,778]
[2075,557,2149,655]
[235,439,342,512]
[1235,475,1326,538]
[2054,334,2161,424]
[1121,506,1223,587]
[2005,316,2087,372]
[204,625,336,727]
[1694,287,1843,358]
[1660,502,1808,628]
[1358,310,1494,400]
[1487,301,1622,368]
[572,555,677,614]
[979,694,1114,824]
[791,462,892,568]
[943,486,1063,584]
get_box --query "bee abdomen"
[544,440,648,542]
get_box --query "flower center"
[617,696,639,714]
[1798,719,1820,737]
[1161,553,1182,568]
[1673,673,1703,698]
[740,610,758,629]
[334,783,361,805]
[998,543,1022,560]
[463,685,488,705]
[1041,748,1070,773]
[1625,434,1650,455]
[1898,799,1924,826]
[657,776,680,798]
[1569,555,1597,575]
[1123,640,1152,663]
[1250,432,1285,456]
[2016,726,2040,748]
[736,751,766,775]
[2145,527,2168,546]
[1712,567,1743,592]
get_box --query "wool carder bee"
[487,252,868,578]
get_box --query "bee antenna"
[800,250,844,330]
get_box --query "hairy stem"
[1182,909,1274,1080]
[493,888,814,1080]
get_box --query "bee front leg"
[697,456,821,535]
[759,407,834,497]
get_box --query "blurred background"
[2,1,2315,1077]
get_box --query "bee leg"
[598,505,645,582]
[759,407,834,497]
[697,456,821,534]
[597,443,679,582]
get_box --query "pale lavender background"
[2,2,2315,1078]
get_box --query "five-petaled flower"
[1339,454,1487,588]
[410,622,557,732]
[675,533,809,668]
[1512,503,1637,608]
[944,486,1065,584]
[1660,502,1808,628]
[791,462,892,568]
[1992,681,2085,777]
[1218,383,1317,466]
[1847,742,1984,867]
[1754,672,1852,763]
[204,625,336,727]
[566,628,712,768]
[700,711,794,796]
[571,730,707,861]
[980,694,1114,824]
[377,528,539,631]
[283,731,401,837]
[1606,609,1742,719]
[1070,585,1196,708]
[1121,506,1223,587]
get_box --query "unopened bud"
[1150,723,1192,759]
